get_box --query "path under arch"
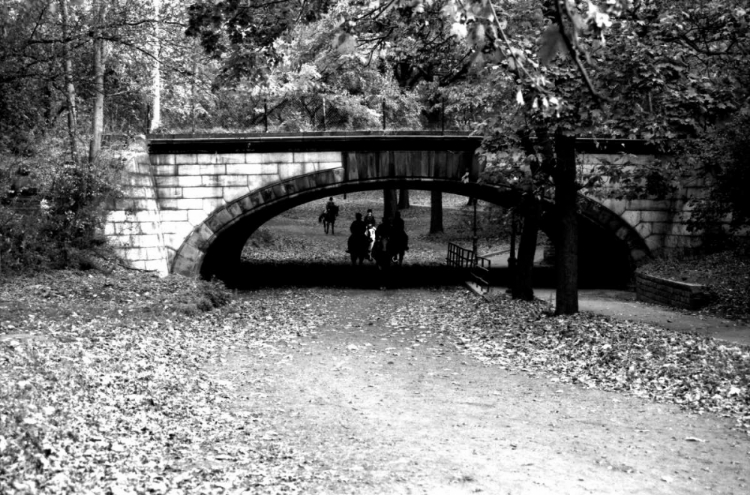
[174,176,646,283]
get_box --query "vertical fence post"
[264,98,268,133]
[508,209,517,277]
[472,197,478,263]
[441,95,445,135]
[382,97,386,131]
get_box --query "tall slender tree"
[149,0,162,132]
[89,0,106,162]
[58,0,78,163]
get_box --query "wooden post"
[508,209,517,275]
[441,95,445,135]
[382,98,386,131]
[472,197,478,263]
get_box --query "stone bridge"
[106,132,695,282]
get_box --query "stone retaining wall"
[581,152,709,256]
[635,272,712,310]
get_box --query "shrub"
[0,148,123,275]
[200,278,232,309]
[686,111,750,235]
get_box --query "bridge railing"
[446,242,492,293]
[156,91,486,135]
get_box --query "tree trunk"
[429,190,443,233]
[554,133,579,315]
[398,188,410,209]
[383,188,398,220]
[89,0,105,163]
[511,194,541,300]
[191,37,199,133]
[43,65,55,131]
[59,0,78,163]
[149,0,162,132]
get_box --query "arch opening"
[170,172,647,289]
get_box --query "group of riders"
[321,197,409,267]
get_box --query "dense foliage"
[0,145,122,274]
[685,110,750,235]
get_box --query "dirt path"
[210,288,749,495]
[483,249,750,345]
[490,287,750,346]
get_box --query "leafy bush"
[0,149,123,275]
[200,278,233,309]
[686,110,750,235]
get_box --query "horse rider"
[347,212,368,255]
[326,197,339,217]
[392,210,409,253]
[363,209,376,228]
[350,212,366,236]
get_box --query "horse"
[365,225,376,259]
[347,233,369,266]
[318,208,337,235]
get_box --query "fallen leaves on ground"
[1,269,749,493]
[436,293,750,434]
[0,270,323,495]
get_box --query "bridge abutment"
[105,153,170,276]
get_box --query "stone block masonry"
[635,272,712,310]
[105,153,170,276]
[580,152,711,257]
[149,150,343,260]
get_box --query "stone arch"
[171,170,649,282]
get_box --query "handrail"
[446,243,492,293]
[446,242,475,269]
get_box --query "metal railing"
[446,242,475,269]
[446,242,492,293]
[472,255,492,293]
